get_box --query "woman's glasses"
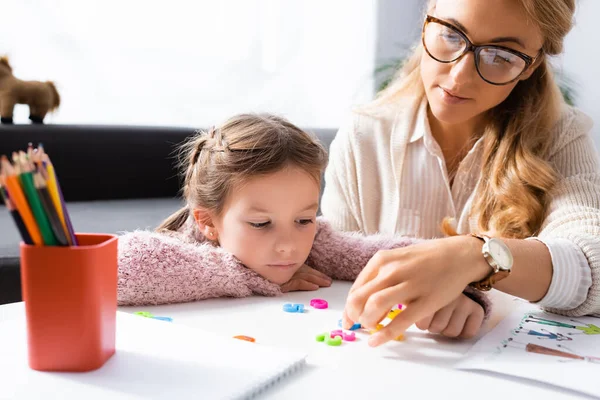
[422,15,541,85]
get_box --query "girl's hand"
[343,235,490,346]
[281,264,332,292]
[416,294,484,339]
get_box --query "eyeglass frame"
[421,15,543,86]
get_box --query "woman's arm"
[118,230,281,306]
[461,110,600,316]
[460,235,554,302]
[509,111,599,316]
[462,237,592,310]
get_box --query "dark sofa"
[0,124,337,304]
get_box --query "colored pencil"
[37,145,72,245]
[17,152,58,246]
[2,145,78,247]
[33,171,69,246]
[41,150,77,246]
[0,155,43,245]
[0,185,33,245]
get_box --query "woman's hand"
[281,264,332,292]
[343,235,490,346]
[416,294,484,339]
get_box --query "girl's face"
[421,0,544,128]
[211,166,320,284]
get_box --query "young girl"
[117,113,489,336]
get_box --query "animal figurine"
[0,56,60,124]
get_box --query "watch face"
[488,238,513,270]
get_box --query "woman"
[322,0,600,346]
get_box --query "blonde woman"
[325,0,600,346]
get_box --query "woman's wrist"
[448,235,493,285]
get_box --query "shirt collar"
[409,97,429,144]
[410,99,486,152]
[410,99,487,168]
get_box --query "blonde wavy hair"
[371,0,575,239]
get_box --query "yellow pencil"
[45,164,66,224]
[40,150,77,246]
[36,150,69,241]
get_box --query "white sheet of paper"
[455,303,600,399]
[0,308,306,400]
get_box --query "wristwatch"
[469,234,513,291]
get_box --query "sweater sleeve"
[305,218,420,280]
[537,108,600,317]
[462,286,493,321]
[117,230,281,306]
[320,115,362,232]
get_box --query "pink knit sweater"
[117,217,490,316]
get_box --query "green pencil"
[17,153,58,246]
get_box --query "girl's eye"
[249,221,270,229]
[297,219,314,226]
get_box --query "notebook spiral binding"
[236,357,307,400]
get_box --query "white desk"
[0,282,587,399]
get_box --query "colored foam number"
[233,335,256,343]
[329,329,356,342]
[338,319,362,331]
[326,336,342,346]
[316,333,327,342]
[283,303,297,313]
[330,329,343,339]
[134,311,154,318]
[283,303,304,313]
[309,298,328,309]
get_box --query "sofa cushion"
[0,125,194,201]
[0,125,338,202]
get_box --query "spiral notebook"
[0,308,307,400]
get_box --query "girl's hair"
[157,113,328,232]
[371,0,576,238]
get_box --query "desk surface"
[118,282,583,399]
[0,282,586,399]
